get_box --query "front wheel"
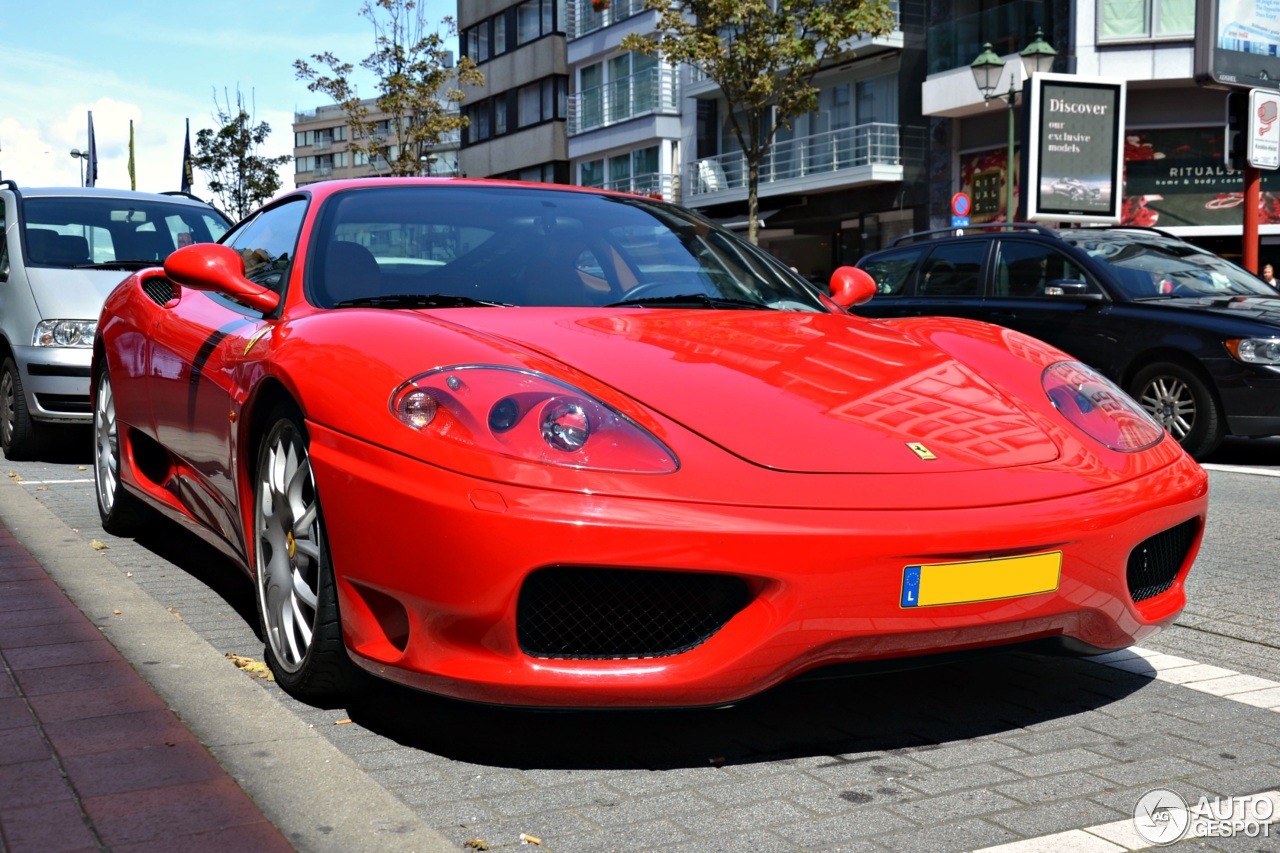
[1128,362,1224,460]
[1,357,44,460]
[93,366,148,534]
[253,405,356,702]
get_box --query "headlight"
[33,320,97,347]
[1042,361,1164,452]
[1225,337,1280,364]
[390,365,679,473]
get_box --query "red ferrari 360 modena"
[91,179,1208,708]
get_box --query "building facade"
[458,0,571,183]
[292,98,461,188]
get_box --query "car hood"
[450,309,1061,474]
[1137,294,1280,321]
[22,266,134,321]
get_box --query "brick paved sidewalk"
[0,522,294,853]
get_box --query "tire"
[253,404,357,702]
[1128,361,1224,460]
[92,365,148,535]
[0,357,44,460]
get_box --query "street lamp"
[69,148,87,187]
[971,28,1057,223]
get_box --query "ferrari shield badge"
[906,442,936,460]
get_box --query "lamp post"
[970,29,1057,223]
[69,148,86,187]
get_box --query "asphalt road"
[3,430,1278,853]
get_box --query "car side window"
[225,199,307,293]
[859,246,925,295]
[918,242,985,297]
[994,241,1090,297]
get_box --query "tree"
[622,1,896,244]
[193,88,291,220]
[294,0,482,178]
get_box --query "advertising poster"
[1196,0,1280,89]
[1026,74,1126,223]
[1122,126,1280,227]
[958,146,1019,224]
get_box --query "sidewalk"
[0,521,295,852]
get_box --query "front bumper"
[308,425,1209,708]
[12,345,92,422]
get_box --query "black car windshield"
[1062,232,1276,299]
[307,184,829,312]
[21,197,230,268]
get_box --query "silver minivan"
[0,182,231,458]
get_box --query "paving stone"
[874,817,1018,853]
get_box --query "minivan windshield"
[306,185,830,312]
[1062,233,1275,299]
[22,197,231,269]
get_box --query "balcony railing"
[568,0,649,39]
[590,172,680,203]
[311,138,333,152]
[927,0,1049,75]
[688,122,919,196]
[569,67,679,135]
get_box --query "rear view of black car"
[854,224,1280,459]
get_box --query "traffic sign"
[1249,88,1280,170]
[952,215,971,228]
[951,193,971,218]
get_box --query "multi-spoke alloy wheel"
[1129,362,1223,460]
[92,367,144,533]
[254,406,354,700]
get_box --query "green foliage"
[193,88,292,220]
[294,0,483,177]
[622,0,895,243]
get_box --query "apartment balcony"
[567,0,650,40]
[311,138,333,152]
[315,165,334,178]
[569,67,679,135]
[598,172,680,204]
[687,122,923,202]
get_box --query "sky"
[0,0,460,200]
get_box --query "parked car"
[92,180,1206,708]
[855,224,1280,459]
[0,182,231,458]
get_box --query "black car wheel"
[0,357,43,460]
[92,365,148,534]
[1129,362,1224,459]
[253,403,357,702]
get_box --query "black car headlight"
[1225,338,1280,365]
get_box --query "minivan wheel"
[0,357,43,460]
[1128,362,1223,460]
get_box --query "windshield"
[1062,233,1275,299]
[21,197,231,268]
[307,185,829,312]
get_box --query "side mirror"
[164,243,280,314]
[1044,279,1104,301]
[828,266,877,308]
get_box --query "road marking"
[1202,463,1280,477]
[1089,646,1280,710]
[17,479,94,485]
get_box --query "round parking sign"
[952,193,971,218]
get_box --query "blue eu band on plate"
[901,552,1062,608]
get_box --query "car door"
[855,239,992,323]
[983,238,1122,371]
[146,200,306,555]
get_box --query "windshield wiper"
[73,259,162,270]
[332,293,510,309]
[604,293,771,310]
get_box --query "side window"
[225,199,307,293]
[918,242,985,297]
[995,241,1089,297]
[860,246,925,295]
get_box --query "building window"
[580,159,604,187]
[1099,0,1193,41]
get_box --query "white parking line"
[15,478,94,485]
[1201,463,1280,477]
[1089,646,1280,711]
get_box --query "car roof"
[881,223,1187,251]
[9,185,220,208]
[281,176,653,206]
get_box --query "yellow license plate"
[900,551,1062,608]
